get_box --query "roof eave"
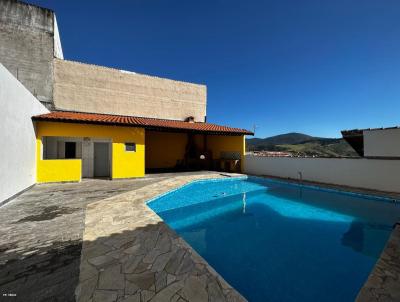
[32,116,253,136]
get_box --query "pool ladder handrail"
[298,171,303,184]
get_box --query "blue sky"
[28,0,400,138]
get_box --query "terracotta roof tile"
[32,111,253,135]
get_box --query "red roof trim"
[32,111,254,136]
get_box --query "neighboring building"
[53,59,207,122]
[0,1,206,120]
[341,127,400,158]
[0,0,63,108]
[0,1,252,201]
[249,151,293,157]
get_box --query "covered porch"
[32,111,252,183]
[146,130,245,173]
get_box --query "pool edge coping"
[77,172,248,302]
[356,224,400,301]
[247,174,400,203]
[147,174,400,301]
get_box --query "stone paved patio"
[356,224,400,302]
[0,176,167,301]
[0,172,239,302]
[76,173,246,302]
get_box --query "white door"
[94,142,110,177]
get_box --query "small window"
[125,142,136,152]
[65,142,76,159]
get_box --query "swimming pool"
[148,177,400,302]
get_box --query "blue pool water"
[148,177,400,302]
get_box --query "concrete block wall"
[0,0,62,108]
[0,1,206,121]
[53,59,207,122]
[0,63,49,204]
[244,155,400,193]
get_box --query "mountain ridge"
[246,132,358,157]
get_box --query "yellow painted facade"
[37,159,82,183]
[145,130,246,171]
[206,135,245,160]
[36,122,246,183]
[207,134,246,172]
[145,131,188,169]
[36,121,145,183]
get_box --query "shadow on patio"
[1,220,245,302]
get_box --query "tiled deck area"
[0,172,245,302]
[0,175,168,301]
[356,225,400,302]
[77,173,245,302]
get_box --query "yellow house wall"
[36,121,145,182]
[145,130,246,171]
[207,134,246,171]
[145,131,188,169]
[37,159,82,183]
[207,135,245,159]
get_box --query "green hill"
[246,133,358,157]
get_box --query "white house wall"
[0,63,49,204]
[244,155,400,193]
[53,15,63,59]
[363,128,400,157]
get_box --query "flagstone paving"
[356,224,400,302]
[0,176,167,302]
[76,173,246,302]
[0,172,238,302]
